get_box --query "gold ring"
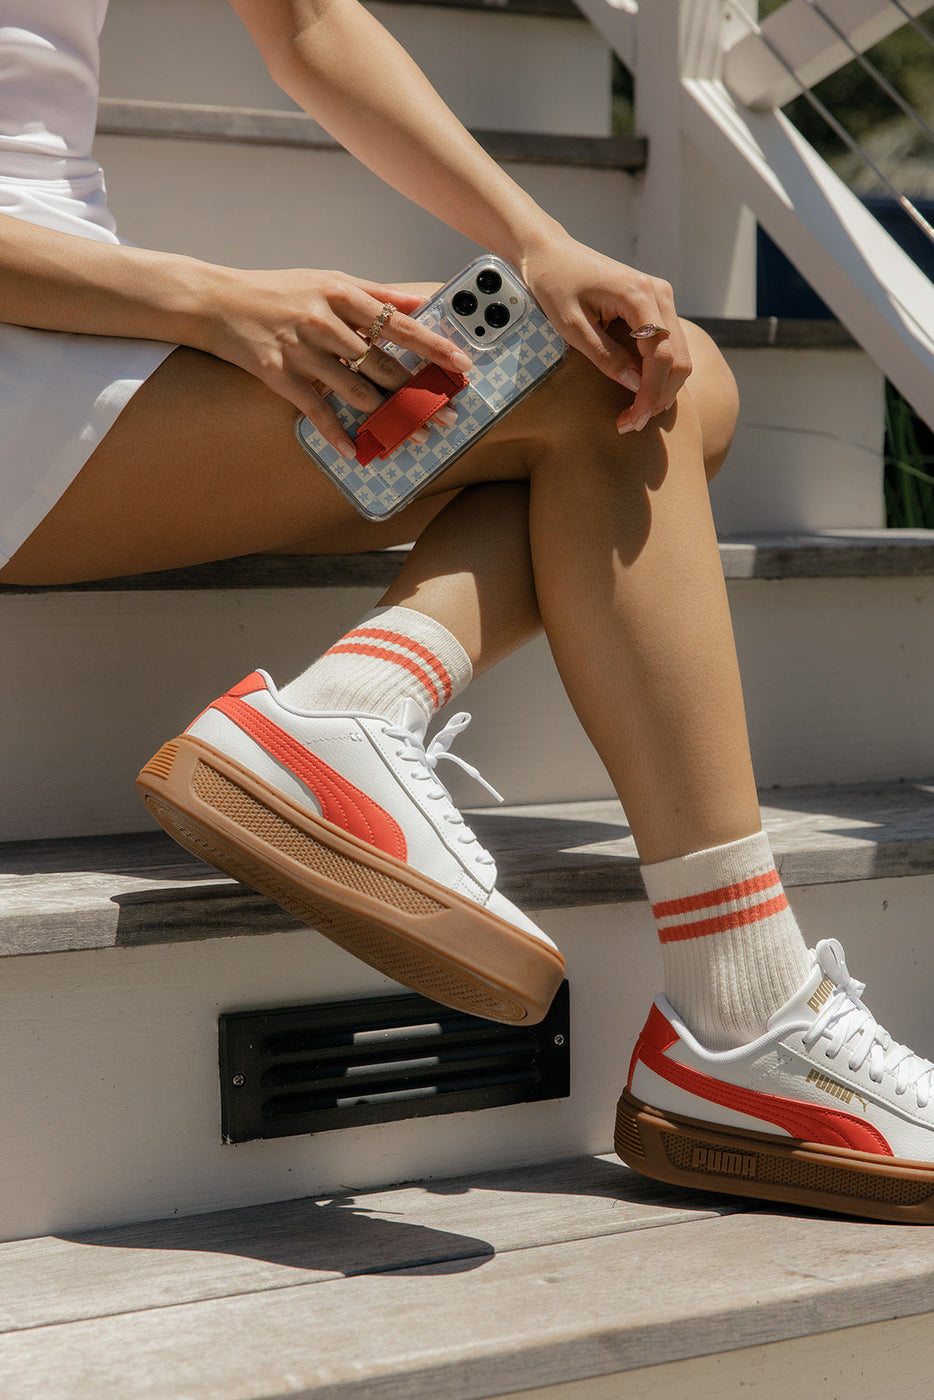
[343,344,374,374]
[365,303,395,344]
[631,323,670,340]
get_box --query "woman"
[2,0,933,1223]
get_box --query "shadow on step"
[57,1193,496,1281]
[758,777,934,883]
[51,1157,746,1285]
[470,808,642,909]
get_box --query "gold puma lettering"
[806,1068,868,1112]
[807,977,835,1013]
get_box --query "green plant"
[884,383,934,527]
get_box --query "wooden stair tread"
[1,1153,933,1399]
[3,776,933,958]
[0,1156,743,1332]
[4,529,933,595]
[95,97,646,170]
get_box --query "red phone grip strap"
[354,363,468,466]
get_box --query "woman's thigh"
[0,319,735,586]
[0,345,467,584]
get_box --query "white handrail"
[685,76,934,426]
[574,0,934,431]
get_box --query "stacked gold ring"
[365,303,396,345]
[344,303,396,373]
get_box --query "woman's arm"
[0,213,470,455]
[0,213,208,343]
[229,0,692,427]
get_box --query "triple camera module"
[449,266,524,345]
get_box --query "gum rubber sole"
[137,734,565,1025]
[615,1088,934,1224]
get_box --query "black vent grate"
[219,982,569,1143]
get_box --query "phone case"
[294,256,566,521]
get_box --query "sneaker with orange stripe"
[617,938,934,1223]
[137,670,564,1024]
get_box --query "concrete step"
[2,529,932,842]
[2,777,933,1238]
[1,1156,932,1400]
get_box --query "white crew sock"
[279,604,473,722]
[641,830,811,1050]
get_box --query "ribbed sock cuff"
[279,605,473,721]
[643,831,811,1050]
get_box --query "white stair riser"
[94,134,636,281]
[1,873,930,1240]
[710,347,885,532]
[729,574,934,789]
[101,0,612,138]
[2,575,931,841]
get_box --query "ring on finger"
[365,303,396,345]
[342,343,374,374]
[632,323,670,340]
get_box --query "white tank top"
[0,0,176,565]
[0,0,118,240]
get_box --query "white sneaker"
[618,939,934,1222]
[137,670,564,1024]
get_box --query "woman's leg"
[2,322,752,859]
[10,330,931,1222]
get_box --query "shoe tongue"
[766,953,833,1032]
[393,697,429,741]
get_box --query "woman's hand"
[201,267,470,458]
[518,236,694,433]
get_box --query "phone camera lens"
[452,290,478,317]
[484,302,510,329]
[476,269,502,295]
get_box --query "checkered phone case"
[295,257,566,521]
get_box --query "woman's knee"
[680,320,739,482]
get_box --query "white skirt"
[0,174,176,566]
[0,322,175,565]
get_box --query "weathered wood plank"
[0,1157,744,1334]
[719,529,934,579]
[700,316,858,349]
[0,549,409,595]
[3,531,931,594]
[378,0,584,18]
[3,779,934,956]
[1,1209,933,1399]
[94,98,646,171]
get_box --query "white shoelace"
[803,945,934,1109]
[382,711,503,866]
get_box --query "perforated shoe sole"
[138,734,565,1025]
[615,1087,934,1224]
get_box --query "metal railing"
[725,0,934,245]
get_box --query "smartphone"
[294,255,566,520]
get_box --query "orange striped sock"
[641,830,811,1050]
[279,605,472,722]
